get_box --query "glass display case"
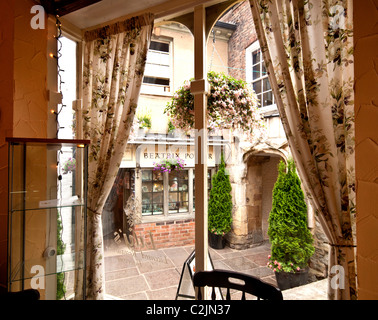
[6,138,89,300]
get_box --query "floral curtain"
[80,13,154,299]
[249,0,356,299]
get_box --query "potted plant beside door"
[267,159,315,290]
[208,153,233,249]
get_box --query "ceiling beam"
[41,0,102,16]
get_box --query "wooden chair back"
[193,269,283,300]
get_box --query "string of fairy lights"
[50,15,66,139]
[49,14,67,300]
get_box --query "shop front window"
[169,170,189,213]
[142,170,164,215]
[139,168,215,217]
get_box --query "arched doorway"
[227,149,287,249]
[245,154,284,244]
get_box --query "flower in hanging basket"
[62,157,76,174]
[153,157,185,173]
[164,71,266,142]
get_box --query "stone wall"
[308,219,329,282]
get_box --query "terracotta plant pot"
[274,268,309,290]
[208,231,225,249]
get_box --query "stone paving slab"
[283,279,327,300]
[104,242,327,300]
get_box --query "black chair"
[0,289,40,301]
[193,269,283,300]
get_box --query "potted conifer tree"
[267,159,315,290]
[208,153,233,249]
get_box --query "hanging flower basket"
[153,157,185,173]
[62,157,76,174]
[164,71,266,142]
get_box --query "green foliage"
[56,214,66,300]
[136,107,152,129]
[164,71,264,136]
[208,153,233,235]
[137,114,152,129]
[267,159,315,273]
[167,120,175,133]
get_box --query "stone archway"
[245,154,284,243]
[227,147,287,249]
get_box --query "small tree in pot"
[267,159,315,290]
[208,153,233,249]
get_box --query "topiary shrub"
[267,159,315,273]
[208,153,233,236]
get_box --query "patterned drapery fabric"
[249,0,356,299]
[81,13,154,299]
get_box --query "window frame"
[141,38,173,96]
[246,40,276,111]
[140,167,215,220]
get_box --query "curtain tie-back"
[327,243,356,248]
[87,207,102,216]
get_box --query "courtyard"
[103,241,327,300]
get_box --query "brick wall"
[220,1,257,80]
[134,219,195,249]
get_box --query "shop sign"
[137,145,217,167]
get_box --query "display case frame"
[6,137,90,300]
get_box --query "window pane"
[252,50,260,64]
[253,64,260,80]
[257,93,262,107]
[179,202,188,213]
[253,80,262,94]
[150,41,169,52]
[152,192,163,203]
[263,77,271,91]
[153,182,163,192]
[142,205,151,214]
[178,170,188,179]
[262,61,267,76]
[143,76,170,86]
[153,171,163,181]
[180,192,188,202]
[169,193,179,202]
[142,170,152,181]
[169,179,178,191]
[169,204,179,212]
[263,91,274,106]
[180,183,188,192]
[142,182,152,192]
[152,204,163,215]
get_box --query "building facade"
[102,1,327,282]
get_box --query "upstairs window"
[246,41,275,109]
[141,39,171,95]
